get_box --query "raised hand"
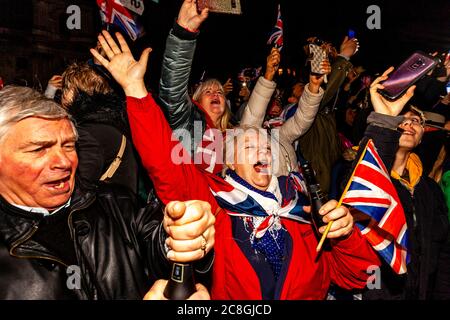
[177,0,209,32]
[90,30,151,98]
[303,199,354,239]
[264,47,281,81]
[340,36,359,59]
[222,78,233,97]
[164,200,215,263]
[309,58,331,92]
[369,67,416,116]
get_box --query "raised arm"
[240,48,280,126]
[320,36,358,108]
[158,0,209,130]
[91,30,218,266]
[361,67,416,170]
[279,61,329,143]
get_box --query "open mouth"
[253,161,270,174]
[45,175,71,191]
[402,129,415,136]
[210,98,220,105]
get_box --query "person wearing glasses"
[355,68,450,300]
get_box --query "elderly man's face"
[0,117,78,211]
[232,130,272,191]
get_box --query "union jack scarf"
[208,170,311,239]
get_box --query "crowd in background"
[1,0,450,300]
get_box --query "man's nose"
[50,148,73,169]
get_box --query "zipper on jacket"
[67,194,97,299]
[9,224,69,268]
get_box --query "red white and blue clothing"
[126,93,380,299]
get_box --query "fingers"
[101,30,121,55]
[167,247,207,262]
[395,85,416,107]
[188,283,211,300]
[317,205,354,238]
[166,201,211,225]
[97,33,115,60]
[165,213,215,240]
[139,48,152,68]
[166,232,210,253]
[115,32,131,53]
[322,206,349,224]
[318,199,338,216]
[381,66,395,77]
[143,279,168,300]
[165,201,187,220]
[90,48,110,68]
[370,67,393,89]
[200,8,209,20]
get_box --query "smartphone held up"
[197,0,242,15]
[378,51,438,101]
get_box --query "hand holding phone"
[370,67,417,117]
[378,51,437,100]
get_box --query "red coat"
[126,94,380,299]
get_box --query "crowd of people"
[1,0,450,300]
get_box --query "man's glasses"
[400,116,425,127]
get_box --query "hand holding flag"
[267,4,283,51]
[339,139,408,274]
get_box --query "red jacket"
[126,94,380,299]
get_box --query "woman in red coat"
[90,27,380,300]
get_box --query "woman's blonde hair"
[61,62,112,108]
[192,78,232,132]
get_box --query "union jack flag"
[96,0,145,41]
[341,139,409,274]
[267,4,283,51]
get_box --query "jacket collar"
[0,183,96,257]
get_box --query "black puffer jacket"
[0,183,169,300]
[158,22,207,158]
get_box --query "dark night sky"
[135,0,449,89]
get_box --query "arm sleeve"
[240,76,277,127]
[279,84,324,143]
[158,24,198,133]
[126,94,218,213]
[320,56,353,109]
[325,227,381,289]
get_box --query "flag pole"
[316,139,372,252]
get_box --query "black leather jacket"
[0,183,170,300]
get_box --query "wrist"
[176,19,199,33]
[124,82,148,99]
[338,53,351,61]
[308,82,320,94]
[264,71,275,81]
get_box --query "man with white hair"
[0,86,214,299]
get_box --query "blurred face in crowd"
[345,107,358,126]
[231,130,272,191]
[398,111,425,151]
[0,117,78,211]
[198,84,226,123]
[287,83,305,104]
